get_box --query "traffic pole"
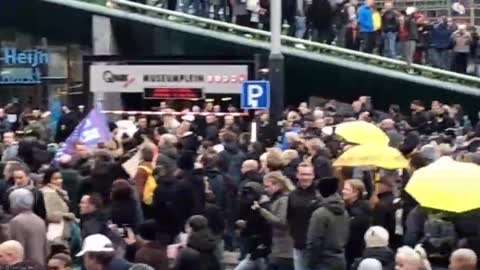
[269,0,285,139]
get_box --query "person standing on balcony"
[451,24,472,74]
[429,17,454,69]
[309,0,335,44]
[404,6,419,73]
[381,1,399,59]
[357,0,375,53]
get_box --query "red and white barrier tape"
[102,110,249,116]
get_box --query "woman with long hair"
[252,171,296,270]
[342,179,372,269]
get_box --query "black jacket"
[153,176,184,241]
[345,199,371,266]
[175,229,221,270]
[110,198,142,229]
[5,184,46,221]
[176,171,206,228]
[311,151,333,180]
[203,202,226,237]
[352,247,395,270]
[287,184,321,249]
[205,124,219,143]
[382,10,399,33]
[283,158,301,184]
[309,0,334,30]
[372,192,396,247]
[238,171,263,194]
[80,211,109,239]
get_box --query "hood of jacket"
[187,229,217,252]
[322,193,346,215]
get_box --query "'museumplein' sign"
[0,48,49,84]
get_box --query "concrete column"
[92,15,122,110]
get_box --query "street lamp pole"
[269,0,285,137]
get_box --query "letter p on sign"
[241,81,270,110]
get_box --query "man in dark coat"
[174,215,221,270]
[79,194,109,240]
[306,177,349,270]
[372,177,398,248]
[55,106,80,143]
[238,160,263,193]
[288,162,321,270]
[218,131,246,185]
[205,115,219,144]
[176,151,206,228]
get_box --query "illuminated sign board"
[90,65,248,94]
[143,88,203,99]
[0,48,49,84]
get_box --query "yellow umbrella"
[327,121,390,146]
[333,144,408,169]
[406,157,480,213]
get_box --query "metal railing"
[45,0,480,92]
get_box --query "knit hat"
[9,188,34,212]
[364,226,390,248]
[317,177,339,198]
[358,258,383,270]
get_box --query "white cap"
[406,6,417,15]
[76,234,114,257]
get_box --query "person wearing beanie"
[352,226,395,270]
[305,177,349,270]
[358,258,383,270]
[8,188,47,267]
[175,215,220,270]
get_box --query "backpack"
[139,165,157,206]
[422,215,457,258]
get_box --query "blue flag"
[54,106,111,163]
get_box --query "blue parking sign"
[241,81,270,110]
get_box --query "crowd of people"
[125,0,480,75]
[0,96,478,270]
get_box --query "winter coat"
[9,211,47,266]
[430,22,454,49]
[237,183,273,259]
[406,15,419,41]
[205,123,219,143]
[358,5,374,32]
[60,168,82,215]
[372,192,396,247]
[174,229,221,270]
[5,183,46,221]
[135,241,169,270]
[404,205,427,247]
[204,169,226,210]
[40,185,71,223]
[283,158,301,184]
[55,111,79,143]
[306,193,349,270]
[258,122,277,148]
[345,199,371,267]
[1,143,18,162]
[351,246,395,270]
[203,202,226,237]
[219,143,246,184]
[382,9,398,33]
[153,176,184,242]
[110,197,143,229]
[238,171,263,194]
[287,184,321,250]
[311,151,333,180]
[80,210,109,240]
[176,171,206,229]
[309,0,334,30]
[259,192,294,259]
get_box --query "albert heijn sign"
[0,48,49,84]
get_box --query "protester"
[254,171,295,270]
[1,132,18,163]
[306,177,349,270]
[342,179,371,268]
[132,220,169,270]
[76,234,131,270]
[8,188,47,266]
[0,240,25,267]
[47,252,73,270]
[174,215,220,270]
[79,193,108,239]
[110,179,144,231]
[352,226,395,270]
[287,162,320,270]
